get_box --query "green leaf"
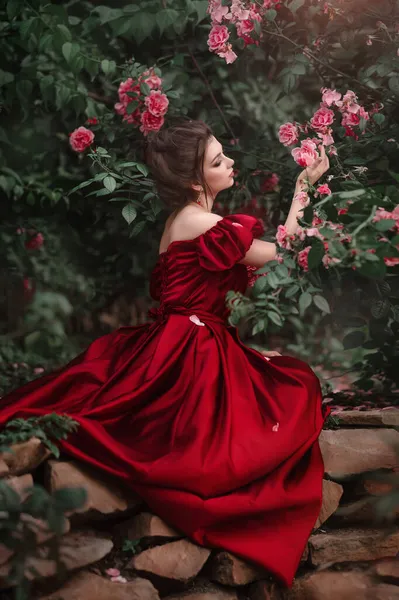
[299,292,312,316]
[343,330,365,350]
[252,319,266,336]
[285,284,300,298]
[101,59,116,75]
[268,311,283,327]
[136,163,149,177]
[103,176,117,193]
[265,8,277,21]
[339,189,366,199]
[373,113,385,125]
[7,0,23,20]
[62,42,80,63]
[308,240,325,270]
[157,9,180,35]
[53,487,87,511]
[288,0,305,13]
[56,24,72,42]
[282,73,297,95]
[122,204,137,224]
[191,0,208,24]
[313,295,331,314]
[358,260,387,279]
[130,12,154,44]
[389,75,399,96]
[375,219,396,231]
[0,69,14,87]
[140,82,151,96]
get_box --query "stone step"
[332,409,399,427]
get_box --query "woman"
[0,119,330,587]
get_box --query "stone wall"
[0,408,398,600]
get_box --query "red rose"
[69,126,95,153]
[25,232,44,250]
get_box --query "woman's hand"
[296,145,330,188]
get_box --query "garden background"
[1,0,399,412]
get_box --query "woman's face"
[201,136,235,198]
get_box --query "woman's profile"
[0,119,330,588]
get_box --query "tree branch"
[188,49,237,140]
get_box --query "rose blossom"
[208,25,229,51]
[144,90,169,117]
[261,173,279,193]
[317,128,334,146]
[278,122,299,146]
[276,225,293,250]
[291,139,319,168]
[341,112,360,127]
[297,246,311,271]
[236,19,254,37]
[294,191,309,206]
[86,117,98,125]
[321,88,342,107]
[69,127,94,153]
[384,256,399,267]
[140,111,164,135]
[143,69,162,90]
[25,233,44,250]
[118,78,140,105]
[217,44,237,63]
[310,107,334,131]
[316,184,331,195]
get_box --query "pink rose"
[341,112,360,127]
[217,44,237,63]
[294,191,309,206]
[236,19,254,37]
[316,184,331,195]
[291,139,319,168]
[317,128,334,146]
[69,127,94,153]
[384,256,399,267]
[144,90,169,117]
[278,122,299,146]
[34,367,45,375]
[25,233,44,250]
[297,246,311,271]
[123,108,141,125]
[321,88,342,107]
[142,70,162,90]
[208,25,229,51]
[140,111,165,135]
[261,173,279,193]
[310,107,335,131]
[276,225,293,250]
[118,78,140,105]
[86,117,98,125]
[106,568,120,578]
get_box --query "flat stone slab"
[289,570,399,600]
[332,409,399,427]
[45,460,142,520]
[40,571,160,600]
[129,539,211,583]
[319,429,399,476]
[1,438,51,475]
[209,552,267,586]
[0,532,113,586]
[119,512,182,542]
[308,527,399,566]
[314,480,343,528]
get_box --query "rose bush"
[1,0,399,403]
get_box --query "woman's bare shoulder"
[169,207,222,242]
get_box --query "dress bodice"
[149,214,265,321]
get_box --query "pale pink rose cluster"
[207,0,281,63]
[114,68,169,136]
[279,88,378,167]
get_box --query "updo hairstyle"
[144,119,213,209]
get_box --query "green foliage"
[0,480,86,599]
[0,414,79,458]
[122,538,141,554]
[1,0,399,396]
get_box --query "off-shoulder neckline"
[157,213,257,258]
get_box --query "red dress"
[0,214,329,587]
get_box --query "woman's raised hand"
[297,145,330,187]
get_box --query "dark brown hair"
[144,119,213,209]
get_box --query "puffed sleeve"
[197,214,264,271]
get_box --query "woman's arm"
[241,146,330,268]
